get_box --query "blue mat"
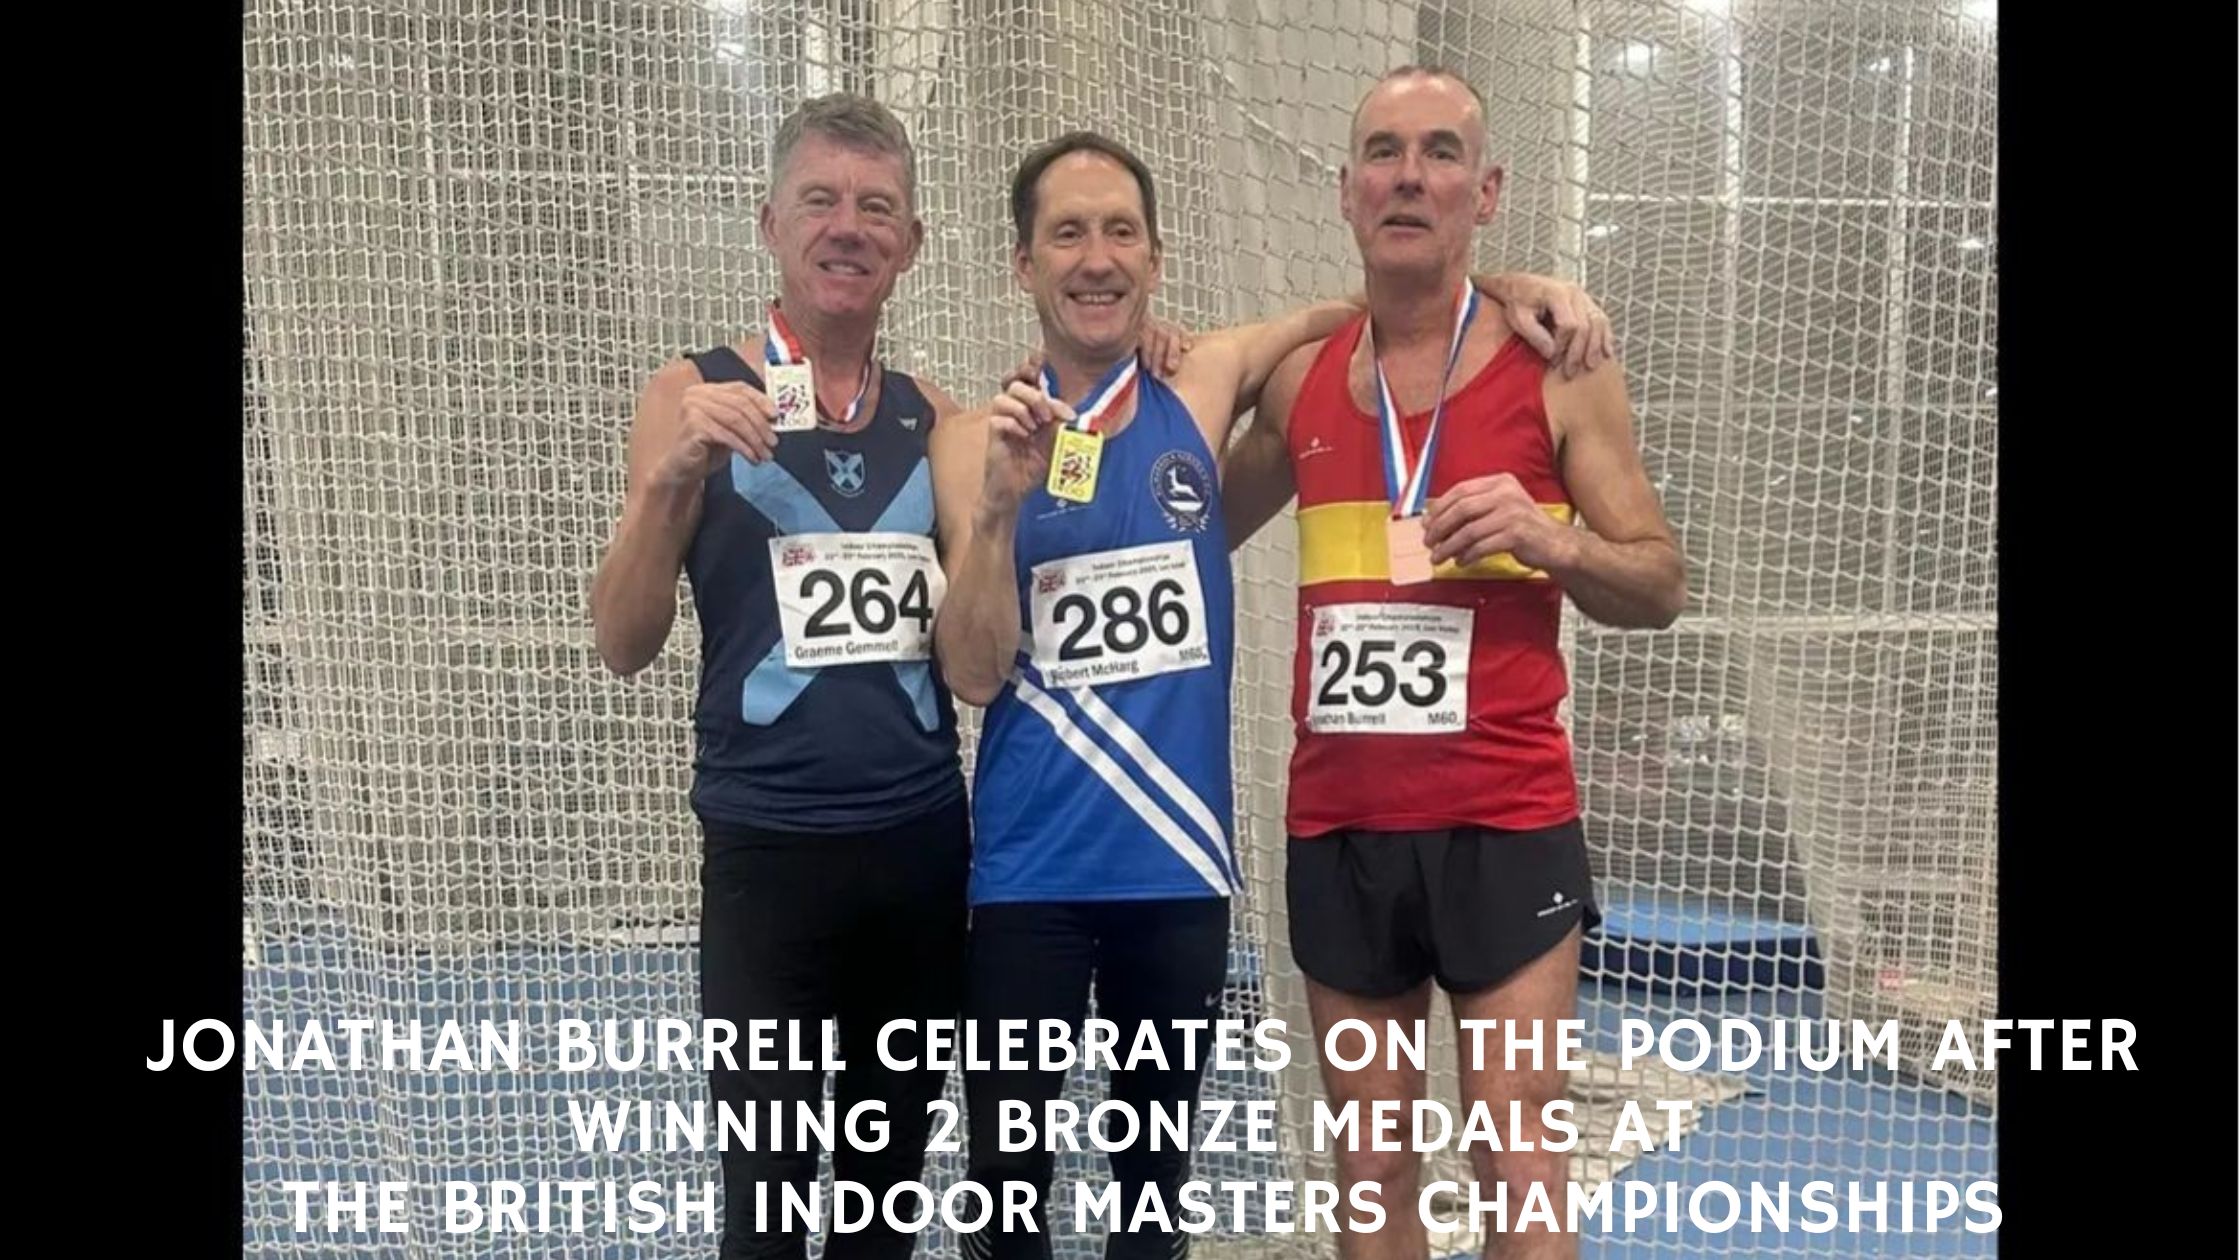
[1561,896,1988,1256]
[1582,893,1824,994]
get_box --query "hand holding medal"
[981,379,1074,518]
[1039,354,1139,504]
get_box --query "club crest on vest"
[825,449,866,498]
[1151,450,1211,533]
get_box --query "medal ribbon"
[1371,279,1479,519]
[765,301,873,426]
[1041,353,1140,435]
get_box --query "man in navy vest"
[592,93,972,1260]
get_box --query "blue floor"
[1571,894,1994,1258]
[244,899,1995,1258]
[1571,987,1994,1258]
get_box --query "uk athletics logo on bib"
[1151,450,1211,533]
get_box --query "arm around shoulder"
[1188,298,1360,422]
[1219,339,1314,552]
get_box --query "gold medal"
[1047,427,1105,503]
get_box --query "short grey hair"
[769,92,918,210]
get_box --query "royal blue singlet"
[968,366,1237,904]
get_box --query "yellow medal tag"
[1047,428,1104,503]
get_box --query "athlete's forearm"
[1470,271,1544,306]
[1546,531,1686,630]
[934,504,1024,706]
[591,481,702,675]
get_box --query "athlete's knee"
[1467,1090,1567,1200]
[1468,1133,1567,1199]
[1333,1140,1421,1192]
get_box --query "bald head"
[1339,64,1505,280]
[1349,65,1492,171]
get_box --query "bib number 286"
[1051,579,1192,662]
[1307,603,1471,734]
[1030,541,1209,688]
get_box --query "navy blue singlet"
[681,346,963,833]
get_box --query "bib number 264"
[770,533,944,667]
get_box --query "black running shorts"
[1286,819,1601,998]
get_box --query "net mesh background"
[242,1,1997,1254]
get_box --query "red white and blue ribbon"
[764,301,872,426]
[1041,352,1140,435]
[1371,279,1479,519]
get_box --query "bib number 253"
[1306,603,1471,734]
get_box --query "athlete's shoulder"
[1256,334,1338,434]
[1538,352,1628,436]
[928,395,995,442]
[629,355,712,439]
[678,342,759,385]
[1489,349,1615,481]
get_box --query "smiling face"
[759,130,924,325]
[1340,70,1504,282]
[1013,149,1163,365]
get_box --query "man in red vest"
[1224,65,1688,1260]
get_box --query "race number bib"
[1029,541,1209,688]
[1306,603,1472,734]
[769,533,944,667]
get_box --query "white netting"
[244,1,1997,1256]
